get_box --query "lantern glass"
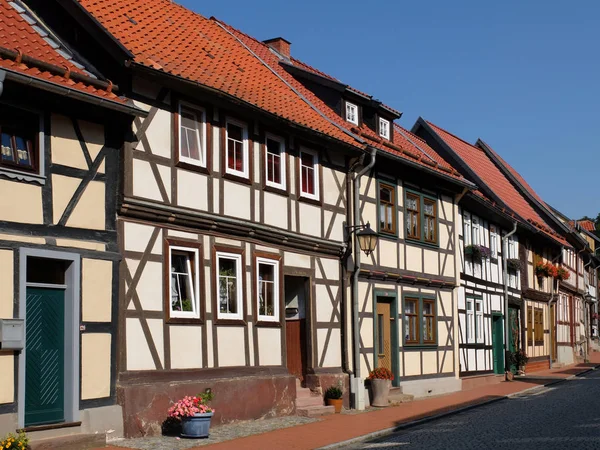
[357,223,378,256]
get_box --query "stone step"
[295,387,315,399]
[296,405,335,418]
[29,433,106,450]
[296,395,324,408]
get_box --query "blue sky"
[181,0,599,219]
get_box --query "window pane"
[378,314,384,352]
[266,138,282,184]
[380,187,391,203]
[423,302,433,315]
[227,123,243,141]
[386,205,393,229]
[258,263,275,317]
[171,251,194,313]
[405,300,417,314]
[1,133,13,162]
[424,202,434,215]
[219,257,238,314]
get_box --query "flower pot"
[370,379,391,407]
[326,398,343,413]
[181,412,214,438]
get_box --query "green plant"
[506,258,521,272]
[464,245,490,261]
[367,367,394,380]
[0,431,29,449]
[198,388,213,405]
[509,350,529,368]
[324,385,343,400]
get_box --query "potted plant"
[324,384,343,413]
[506,258,521,272]
[367,367,394,407]
[555,266,570,281]
[167,390,214,439]
[464,245,491,262]
[511,350,529,375]
[0,431,29,449]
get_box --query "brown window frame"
[404,295,437,347]
[405,193,421,241]
[422,299,436,345]
[527,306,533,345]
[0,107,39,174]
[423,198,437,244]
[404,297,419,345]
[534,308,544,345]
[378,181,396,235]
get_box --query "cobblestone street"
[351,369,600,450]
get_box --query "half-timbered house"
[413,119,571,375]
[0,0,142,443]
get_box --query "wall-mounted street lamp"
[346,222,378,257]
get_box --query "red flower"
[367,367,394,380]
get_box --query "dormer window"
[379,117,390,140]
[345,102,358,125]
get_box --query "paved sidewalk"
[102,354,600,450]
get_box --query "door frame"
[372,289,398,387]
[18,248,80,428]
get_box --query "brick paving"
[99,353,600,450]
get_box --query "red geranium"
[367,367,394,380]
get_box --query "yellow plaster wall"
[81,333,111,400]
[82,258,112,322]
[0,180,43,224]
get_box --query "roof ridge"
[426,120,483,153]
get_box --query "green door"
[492,314,504,374]
[25,287,65,426]
[508,307,519,374]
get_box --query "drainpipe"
[351,147,376,410]
[548,247,563,367]
[0,70,5,97]
[583,259,593,362]
[502,222,518,378]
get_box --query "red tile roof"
[426,121,569,246]
[579,220,595,232]
[0,0,126,104]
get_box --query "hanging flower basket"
[535,262,558,278]
[465,245,491,262]
[555,266,570,281]
[506,258,522,272]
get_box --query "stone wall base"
[304,371,350,409]
[117,373,296,438]
[400,376,462,398]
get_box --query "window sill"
[378,231,398,241]
[0,167,45,185]
[403,344,438,350]
[298,195,322,207]
[405,238,439,249]
[223,171,251,186]
[263,184,288,197]
[175,160,210,175]
[256,320,282,328]
[214,317,246,326]
[166,316,203,325]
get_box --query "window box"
[405,189,438,246]
[298,147,320,202]
[174,101,208,172]
[164,239,203,323]
[403,295,437,347]
[214,247,245,323]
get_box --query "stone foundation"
[525,356,551,373]
[400,376,462,398]
[304,371,350,409]
[117,372,296,437]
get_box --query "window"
[534,308,543,345]
[404,296,437,346]
[265,133,286,190]
[1,106,38,173]
[405,193,420,240]
[378,182,396,235]
[168,245,200,319]
[471,217,480,246]
[475,299,483,343]
[177,102,206,167]
[299,147,319,200]
[379,117,390,139]
[256,257,280,322]
[405,191,438,245]
[345,102,358,125]
[527,306,533,345]
[490,225,498,259]
[225,118,249,178]
[216,251,243,320]
[466,299,475,343]
[378,314,384,352]
[463,213,472,246]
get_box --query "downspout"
[351,147,376,409]
[0,69,5,97]
[502,222,518,378]
[548,247,563,367]
[583,259,593,362]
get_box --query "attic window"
[379,118,390,140]
[345,102,358,125]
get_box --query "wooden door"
[492,315,503,374]
[286,319,306,382]
[550,303,557,361]
[25,287,65,426]
[376,302,392,371]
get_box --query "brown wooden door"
[376,302,392,371]
[286,319,306,382]
[550,303,557,361]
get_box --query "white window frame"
[299,146,320,201]
[463,212,472,246]
[490,225,498,259]
[475,299,484,343]
[169,245,200,319]
[379,117,390,139]
[177,101,206,168]
[264,133,286,190]
[472,216,480,246]
[345,102,358,125]
[216,251,243,320]
[466,298,475,343]
[225,117,249,179]
[256,257,280,322]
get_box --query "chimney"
[263,37,291,59]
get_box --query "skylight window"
[345,102,358,125]
[379,117,390,140]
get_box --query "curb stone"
[317,365,600,450]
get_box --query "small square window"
[168,245,200,319]
[216,251,243,320]
[299,147,319,200]
[177,102,206,168]
[256,257,280,322]
[345,102,358,125]
[379,117,390,139]
[225,118,249,178]
[265,133,286,190]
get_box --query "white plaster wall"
[223,181,251,220]
[177,170,208,211]
[257,327,282,366]
[318,328,341,367]
[263,192,288,230]
[298,203,321,237]
[170,326,203,369]
[217,327,245,367]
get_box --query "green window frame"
[377,180,397,236]
[404,188,439,246]
[403,294,438,347]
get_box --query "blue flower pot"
[180,412,214,438]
